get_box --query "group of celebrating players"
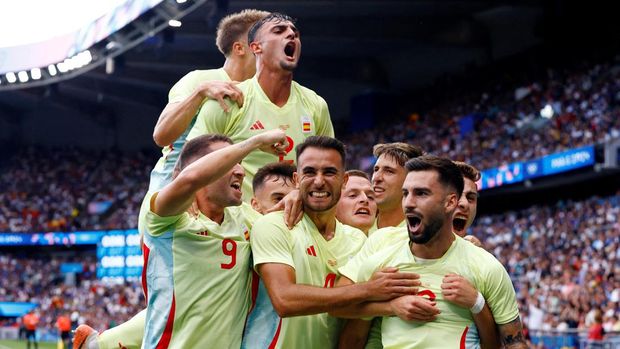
[73,10,528,349]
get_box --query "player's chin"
[279,60,298,71]
[352,215,374,228]
[227,193,243,206]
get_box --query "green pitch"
[0,340,58,349]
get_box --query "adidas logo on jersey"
[249,120,265,130]
[306,245,317,257]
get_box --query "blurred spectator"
[56,313,72,349]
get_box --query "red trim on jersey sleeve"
[156,294,176,349]
[141,243,151,303]
[459,326,469,349]
[249,271,260,313]
[268,318,283,349]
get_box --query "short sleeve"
[250,214,295,270]
[168,71,202,104]
[314,96,334,137]
[480,260,520,325]
[143,192,184,237]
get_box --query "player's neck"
[376,205,405,229]
[223,58,252,82]
[306,209,337,241]
[256,67,293,107]
[409,226,455,259]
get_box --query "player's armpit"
[337,319,371,349]
[498,316,528,348]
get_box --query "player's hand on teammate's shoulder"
[254,129,289,156]
[389,294,440,322]
[199,80,244,112]
[365,267,421,302]
[440,273,479,309]
[464,235,483,248]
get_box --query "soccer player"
[336,170,377,235]
[370,143,424,233]
[246,136,419,349]
[250,162,296,214]
[139,129,287,349]
[452,161,483,247]
[149,9,270,192]
[73,10,270,349]
[74,163,296,349]
[336,160,499,349]
[187,13,335,201]
[337,155,525,348]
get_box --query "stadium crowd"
[470,192,620,337]
[346,60,620,171]
[0,147,153,233]
[0,253,144,337]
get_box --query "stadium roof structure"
[0,0,616,148]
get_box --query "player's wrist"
[470,292,485,314]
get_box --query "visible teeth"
[355,208,370,215]
[373,187,384,193]
[311,191,328,198]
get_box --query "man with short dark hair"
[246,136,419,349]
[251,162,296,213]
[452,161,482,246]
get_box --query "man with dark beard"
[335,155,526,349]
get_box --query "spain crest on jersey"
[301,115,312,133]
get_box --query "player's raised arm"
[154,129,287,217]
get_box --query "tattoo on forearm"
[499,317,527,348]
[501,331,525,346]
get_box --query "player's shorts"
[26,329,36,339]
[61,331,71,340]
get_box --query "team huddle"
[73,10,527,349]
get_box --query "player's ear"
[445,192,458,212]
[292,171,300,189]
[249,41,262,54]
[341,172,349,190]
[250,197,261,213]
[232,41,246,56]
